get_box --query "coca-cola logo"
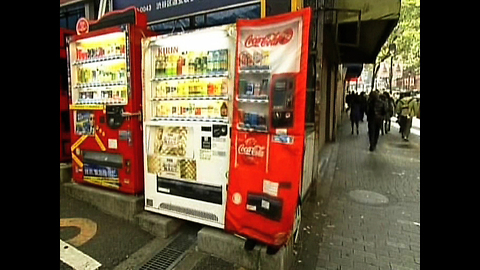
[244,28,294,48]
[238,144,265,157]
[238,138,265,158]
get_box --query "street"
[60,115,420,270]
[60,188,155,270]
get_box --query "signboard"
[114,0,260,24]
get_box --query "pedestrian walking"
[359,91,367,122]
[379,93,387,136]
[347,93,362,135]
[396,92,418,141]
[383,92,395,134]
[345,91,353,111]
[366,91,386,151]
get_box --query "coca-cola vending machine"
[226,8,311,248]
[67,8,149,194]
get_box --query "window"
[60,3,86,31]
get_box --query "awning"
[335,0,401,63]
[344,64,363,80]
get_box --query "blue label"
[84,163,119,179]
[273,135,294,144]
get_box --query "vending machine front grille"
[159,203,219,222]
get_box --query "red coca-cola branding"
[238,137,266,166]
[238,139,265,157]
[245,28,294,48]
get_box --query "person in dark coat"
[348,94,362,135]
[359,92,368,122]
[383,92,395,134]
[366,91,387,151]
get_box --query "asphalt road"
[60,187,155,269]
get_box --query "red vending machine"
[226,8,311,248]
[61,28,74,162]
[67,8,149,194]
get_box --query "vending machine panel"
[271,73,296,129]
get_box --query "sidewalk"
[293,116,420,270]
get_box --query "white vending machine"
[142,25,235,229]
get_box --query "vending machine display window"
[69,31,129,105]
[75,111,95,136]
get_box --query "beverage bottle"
[220,50,227,71]
[195,103,202,116]
[208,82,215,96]
[195,53,202,75]
[174,54,180,76]
[171,102,178,116]
[254,83,261,96]
[202,52,208,75]
[156,103,163,117]
[220,101,228,117]
[78,68,83,83]
[188,52,195,75]
[181,52,188,75]
[221,80,228,95]
[155,58,162,77]
[207,104,214,117]
[201,81,208,96]
[211,102,218,117]
[119,68,126,81]
[215,81,222,96]
[207,51,213,74]
[165,82,171,96]
[165,55,171,76]
[170,81,178,96]
[213,50,220,72]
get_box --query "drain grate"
[139,229,198,270]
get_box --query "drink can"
[244,112,250,127]
[246,83,254,95]
[250,112,258,127]
[258,114,266,127]
[238,109,245,124]
[254,83,261,96]
[239,80,247,95]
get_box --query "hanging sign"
[113,0,260,23]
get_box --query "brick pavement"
[313,118,420,270]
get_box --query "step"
[63,182,144,222]
[135,211,185,238]
[60,163,72,184]
[197,227,295,270]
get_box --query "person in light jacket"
[396,92,418,141]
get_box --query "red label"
[244,28,294,48]
[76,18,89,35]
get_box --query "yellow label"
[70,104,106,110]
